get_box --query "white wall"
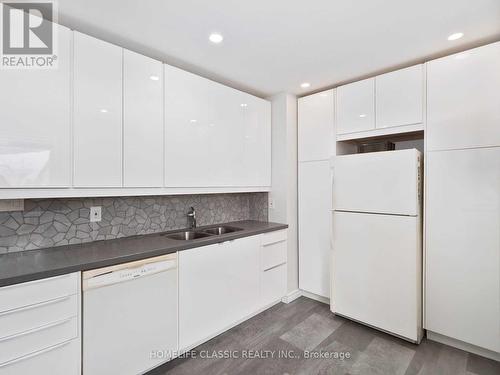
[269,93,298,293]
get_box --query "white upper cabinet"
[0,23,71,188]
[164,64,270,188]
[336,78,375,135]
[73,32,123,187]
[123,50,163,187]
[298,90,334,161]
[241,95,272,187]
[376,65,424,129]
[427,42,500,151]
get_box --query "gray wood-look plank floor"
[151,297,500,375]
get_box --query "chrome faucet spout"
[187,207,196,229]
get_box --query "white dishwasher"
[82,254,177,375]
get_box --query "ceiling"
[54,0,500,98]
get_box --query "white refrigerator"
[332,149,423,342]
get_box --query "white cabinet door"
[376,65,423,129]
[427,42,500,151]
[123,49,163,187]
[73,32,123,187]
[261,264,287,307]
[426,148,500,352]
[241,94,272,186]
[298,90,334,162]
[164,65,241,187]
[1,339,80,375]
[165,64,270,188]
[0,23,71,188]
[336,78,375,135]
[298,160,331,298]
[333,211,421,342]
[178,236,261,349]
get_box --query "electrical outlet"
[90,206,102,222]
[268,198,275,209]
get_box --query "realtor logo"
[1,1,57,68]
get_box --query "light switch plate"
[90,206,102,222]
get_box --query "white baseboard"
[300,290,330,305]
[281,289,302,304]
[427,331,500,362]
[281,289,331,305]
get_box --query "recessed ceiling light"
[240,103,248,107]
[209,33,223,44]
[447,32,464,41]
[149,75,160,81]
[300,82,311,88]
[100,109,108,113]
[190,119,197,123]
[359,114,367,118]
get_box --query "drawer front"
[0,294,78,339]
[0,316,78,364]
[0,273,79,313]
[262,240,287,271]
[261,264,287,307]
[0,338,80,375]
[261,229,287,246]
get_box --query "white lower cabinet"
[260,230,288,307]
[426,148,500,353]
[1,339,81,375]
[178,231,287,350]
[261,265,287,307]
[179,236,261,349]
[0,273,81,374]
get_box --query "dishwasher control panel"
[83,257,177,291]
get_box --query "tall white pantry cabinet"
[425,42,500,355]
[298,89,335,298]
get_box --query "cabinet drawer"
[0,294,78,339]
[0,316,78,364]
[261,264,287,307]
[0,273,79,313]
[261,230,287,246]
[262,240,287,271]
[0,338,80,375]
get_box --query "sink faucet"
[187,207,196,229]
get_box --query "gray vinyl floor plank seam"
[150,297,500,375]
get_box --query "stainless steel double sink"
[165,226,242,241]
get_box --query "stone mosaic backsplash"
[0,193,268,254]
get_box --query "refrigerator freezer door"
[333,149,421,216]
[332,211,422,342]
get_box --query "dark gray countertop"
[0,220,287,287]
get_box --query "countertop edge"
[0,221,288,288]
